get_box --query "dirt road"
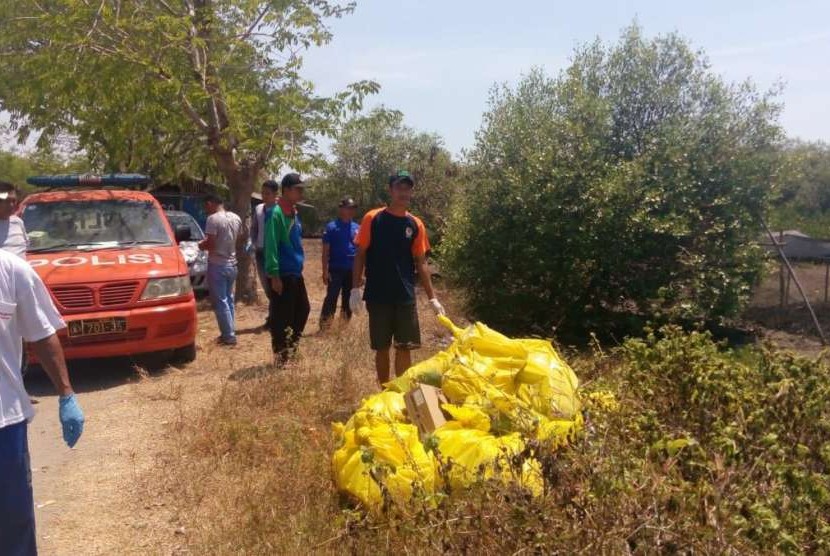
[26,301,288,555]
[25,241,335,555]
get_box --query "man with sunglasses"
[0,181,28,259]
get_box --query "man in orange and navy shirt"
[350,170,445,385]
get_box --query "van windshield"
[165,212,205,241]
[22,200,172,252]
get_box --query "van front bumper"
[31,299,197,361]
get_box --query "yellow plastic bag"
[332,428,381,508]
[384,351,454,392]
[332,422,436,510]
[536,414,583,449]
[333,316,586,511]
[343,390,407,431]
[439,316,529,360]
[434,427,542,496]
[515,353,581,419]
[441,363,490,403]
[442,403,491,432]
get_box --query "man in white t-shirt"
[199,194,242,346]
[0,181,28,259]
[250,180,278,330]
[0,249,85,555]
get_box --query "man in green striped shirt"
[264,173,310,366]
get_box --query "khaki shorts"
[367,302,421,351]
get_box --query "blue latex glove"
[58,394,84,448]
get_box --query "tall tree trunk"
[214,150,260,303]
[229,165,259,304]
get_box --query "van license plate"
[67,318,127,337]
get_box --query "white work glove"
[429,298,446,316]
[349,288,364,315]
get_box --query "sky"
[301,0,830,155]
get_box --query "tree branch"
[190,1,231,136]
[83,0,107,45]
[179,92,210,132]
[154,0,182,17]
[260,126,284,165]
[236,6,270,41]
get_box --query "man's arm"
[264,211,282,276]
[415,255,437,300]
[31,334,72,396]
[200,215,216,251]
[411,218,444,315]
[352,246,367,288]
[348,245,367,315]
[352,211,374,289]
[264,210,285,294]
[16,261,84,447]
[322,243,330,284]
[250,205,260,247]
[199,234,215,251]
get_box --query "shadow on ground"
[228,364,275,381]
[24,354,181,397]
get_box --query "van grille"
[99,282,139,306]
[52,286,95,310]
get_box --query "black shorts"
[367,302,421,351]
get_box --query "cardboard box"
[404,384,448,438]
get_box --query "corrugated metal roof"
[763,230,830,261]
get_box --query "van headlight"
[140,276,192,300]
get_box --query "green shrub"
[618,326,830,552]
[440,25,785,334]
[337,328,829,553]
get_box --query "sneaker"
[217,336,238,346]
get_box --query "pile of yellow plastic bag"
[331,316,583,511]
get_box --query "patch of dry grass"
[143,241,457,554]
[135,242,830,554]
[155,307,453,554]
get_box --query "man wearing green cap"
[350,171,445,386]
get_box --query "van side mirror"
[175,225,192,243]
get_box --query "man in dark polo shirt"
[350,170,445,385]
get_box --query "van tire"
[172,343,197,364]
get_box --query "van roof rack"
[26,174,151,188]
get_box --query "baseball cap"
[339,196,358,208]
[281,173,306,188]
[388,170,414,187]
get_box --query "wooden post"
[779,231,786,309]
[825,261,829,304]
[763,219,827,345]
[786,271,791,307]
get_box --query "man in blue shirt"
[320,196,359,327]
